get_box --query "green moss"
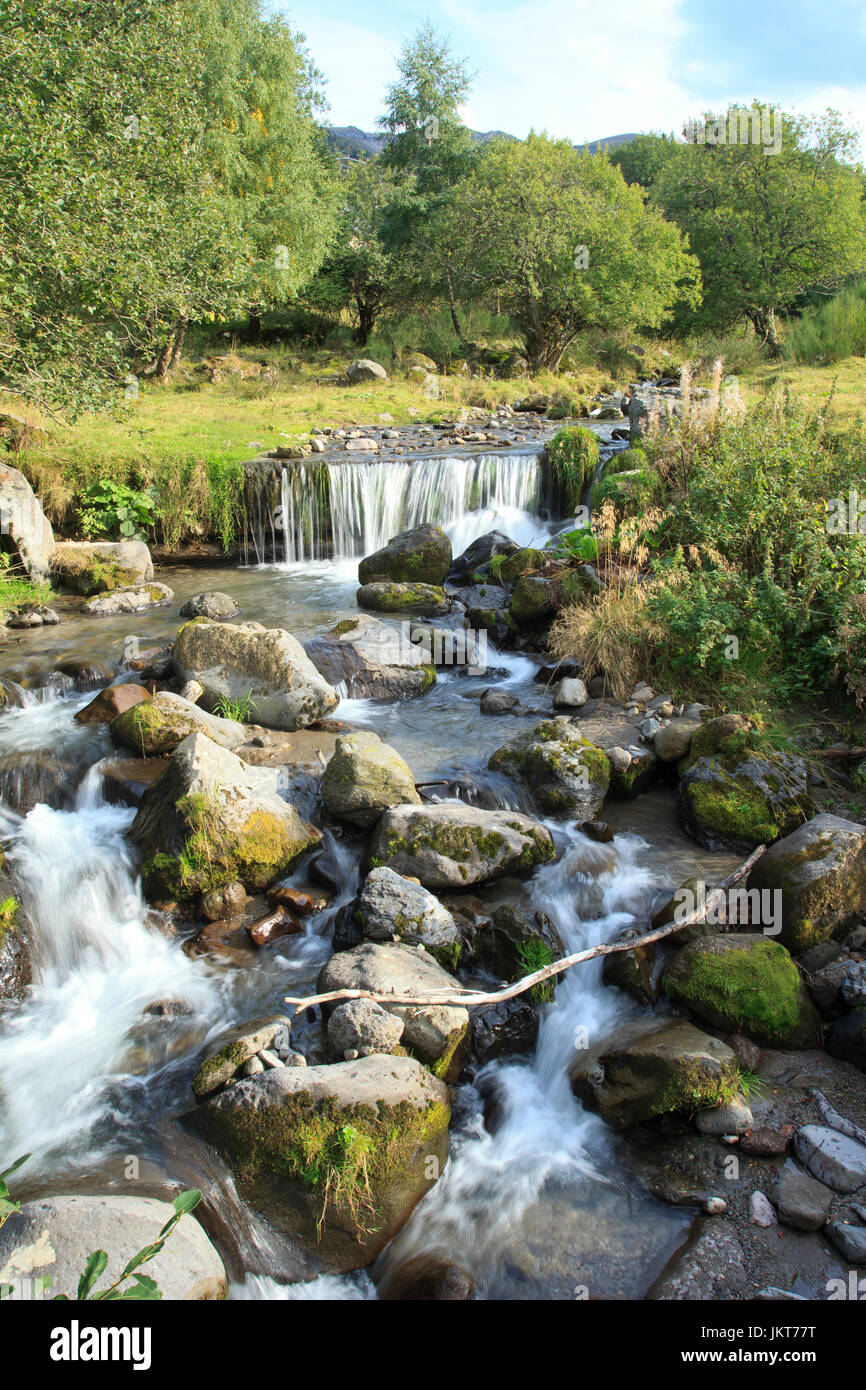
[515,938,556,1003]
[499,547,546,585]
[330,618,360,637]
[0,895,18,950]
[663,938,818,1046]
[688,776,781,845]
[420,663,437,692]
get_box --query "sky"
[271,0,866,152]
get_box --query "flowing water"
[0,442,725,1299]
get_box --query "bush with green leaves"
[78,479,161,541]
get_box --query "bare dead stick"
[285,844,766,1015]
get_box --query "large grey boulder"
[306,614,435,699]
[173,619,338,730]
[187,1054,449,1273]
[0,463,54,579]
[50,540,153,594]
[317,941,469,1081]
[0,1194,226,1299]
[130,732,321,901]
[358,524,451,587]
[347,359,388,384]
[773,1167,833,1231]
[489,718,610,818]
[748,814,866,955]
[179,591,240,621]
[368,802,555,888]
[320,730,420,828]
[340,866,461,967]
[327,998,405,1059]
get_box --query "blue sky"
[271,0,866,150]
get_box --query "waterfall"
[244,451,545,565]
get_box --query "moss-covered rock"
[131,731,321,901]
[339,866,461,968]
[321,730,420,829]
[111,691,247,757]
[367,802,556,888]
[608,745,658,798]
[0,877,30,1010]
[489,718,610,818]
[50,540,153,595]
[305,613,437,699]
[747,814,866,955]
[509,573,558,628]
[498,547,547,586]
[475,903,563,999]
[192,1016,293,1098]
[570,1017,740,1129]
[662,934,820,1048]
[358,524,451,586]
[356,581,449,616]
[676,715,811,852]
[186,1054,450,1273]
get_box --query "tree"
[193,0,339,346]
[307,160,402,344]
[610,132,680,190]
[377,24,477,335]
[650,108,866,349]
[446,134,700,371]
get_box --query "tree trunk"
[353,299,375,346]
[248,306,263,341]
[446,272,463,339]
[169,316,188,371]
[154,335,174,382]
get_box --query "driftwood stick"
[285,844,766,1015]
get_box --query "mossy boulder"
[186,1054,450,1273]
[498,547,546,586]
[130,731,321,901]
[570,1017,740,1129]
[0,878,30,1010]
[475,903,563,998]
[358,524,451,587]
[318,941,469,1082]
[368,802,555,888]
[608,745,658,798]
[338,867,461,969]
[111,691,247,757]
[356,582,449,616]
[192,1016,293,1098]
[173,619,339,731]
[321,730,421,829]
[82,583,174,616]
[489,718,610,818]
[509,574,558,628]
[602,931,657,1003]
[306,614,436,699]
[662,934,820,1048]
[50,540,153,595]
[676,715,811,852]
[747,814,866,955]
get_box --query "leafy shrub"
[783,280,866,365]
[78,479,161,541]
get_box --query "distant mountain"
[325,126,638,159]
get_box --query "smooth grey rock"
[327,998,405,1058]
[793,1124,866,1192]
[368,802,555,889]
[774,1167,833,1231]
[824,1221,866,1262]
[179,591,240,621]
[321,730,420,828]
[552,677,588,709]
[0,462,55,578]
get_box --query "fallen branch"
[809,745,866,760]
[285,844,766,1015]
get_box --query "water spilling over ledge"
[242,450,554,564]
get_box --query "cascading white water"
[0,698,219,1169]
[374,824,659,1295]
[258,451,545,565]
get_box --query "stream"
[0,436,737,1300]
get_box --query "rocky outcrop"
[358,524,451,587]
[192,1016,296,1098]
[320,731,421,828]
[356,581,449,616]
[747,814,866,955]
[50,540,153,595]
[0,462,55,579]
[661,934,820,1048]
[676,714,811,852]
[368,802,556,888]
[489,718,610,818]
[317,941,469,1081]
[179,591,240,621]
[173,619,339,730]
[130,732,321,900]
[306,615,436,699]
[0,1194,226,1299]
[337,866,461,967]
[83,582,174,616]
[187,1054,449,1273]
[570,1017,740,1128]
[111,691,247,756]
